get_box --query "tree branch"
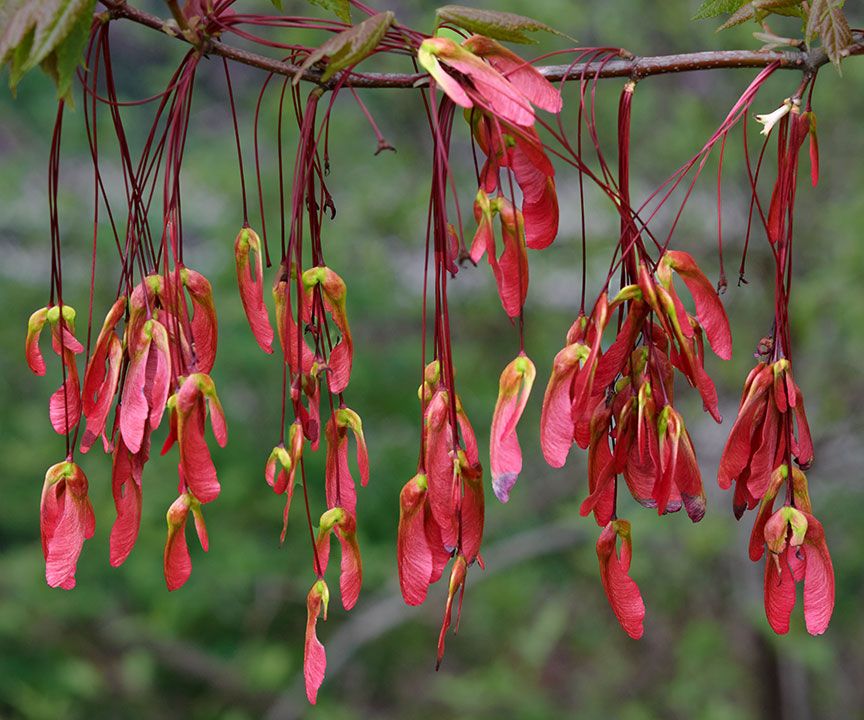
[100,0,864,89]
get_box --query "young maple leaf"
[315,507,363,611]
[40,461,95,589]
[596,519,645,639]
[490,353,536,502]
[762,504,834,636]
[80,298,126,453]
[163,490,208,591]
[234,226,274,353]
[304,580,330,704]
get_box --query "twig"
[100,0,864,89]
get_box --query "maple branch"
[100,0,864,88]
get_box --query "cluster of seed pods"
[719,101,832,635]
[24,15,373,704]
[28,252,225,590]
[403,31,834,648]
[394,33,565,665]
[24,1,836,707]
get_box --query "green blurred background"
[1,1,863,718]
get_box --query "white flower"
[755,99,793,136]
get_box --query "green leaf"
[1,0,96,93]
[295,11,394,85]
[24,0,93,72]
[7,26,33,91]
[0,0,41,63]
[435,5,562,44]
[692,0,748,21]
[717,0,803,30]
[306,0,351,24]
[45,0,95,100]
[806,0,852,69]
[270,0,282,9]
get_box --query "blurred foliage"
[1,1,863,719]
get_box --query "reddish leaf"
[336,522,362,610]
[265,444,293,494]
[593,302,647,391]
[490,354,535,502]
[196,373,228,448]
[145,319,172,430]
[180,267,218,374]
[745,404,780,500]
[801,515,834,636]
[424,390,458,549]
[459,454,485,565]
[273,265,315,374]
[659,283,694,343]
[662,251,732,360]
[419,37,535,128]
[764,546,796,635]
[80,335,122,453]
[120,319,156,454]
[315,507,362,610]
[718,365,772,489]
[161,405,178,457]
[281,423,305,542]
[191,502,209,553]
[653,406,678,515]
[806,0,853,69]
[235,226,274,353]
[25,306,49,375]
[49,368,81,435]
[425,505,452,585]
[397,473,434,605]
[436,555,467,669]
[304,580,329,704]
[463,35,562,113]
[748,466,786,562]
[302,266,353,394]
[492,198,529,318]
[49,305,85,357]
[569,296,608,443]
[418,40,473,108]
[81,297,126,415]
[596,520,645,639]
[790,467,813,514]
[336,407,369,486]
[761,505,832,636]
[456,398,479,468]
[791,386,814,469]
[470,189,496,264]
[674,422,706,523]
[580,402,618,525]
[164,494,192,591]
[40,461,94,589]
[624,437,660,510]
[175,374,221,504]
[521,176,558,250]
[324,415,358,516]
[540,342,589,467]
[109,431,148,567]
